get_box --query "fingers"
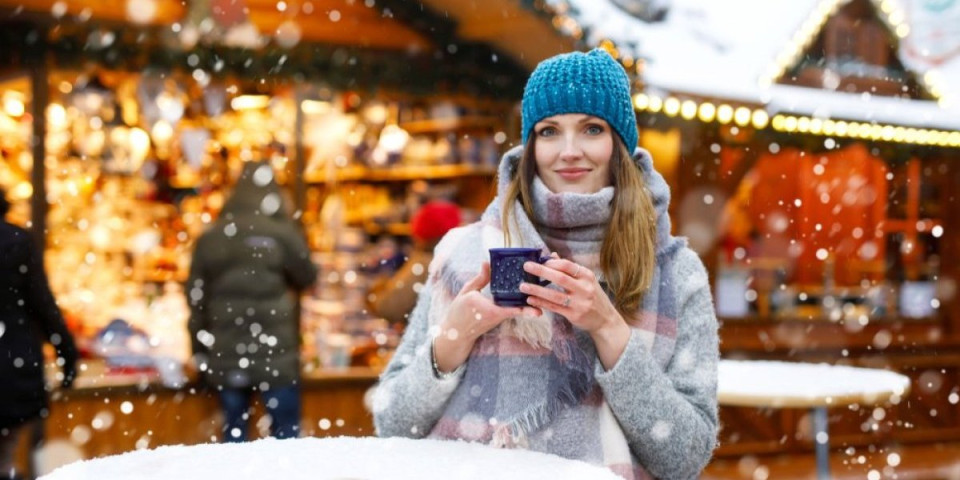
[449,296,542,342]
[551,258,585,278]
[458,262,491,296]
[515,305,543,318]
[489,305,541,321]
[478,296,541,321]
[519,282,569,308]
[451,263,545,329]
[523,258,586,291]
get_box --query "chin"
[544,176,604,194]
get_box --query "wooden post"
[28,24,48,256]
[293,88,306,216]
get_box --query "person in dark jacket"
[187,160,317,442]
[0,188,77,479]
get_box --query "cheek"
[588,139,614,165]
[534,144,556,170]
[592,140,614,182]
[600,137,614,159]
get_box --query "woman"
[373,49,718,479]
[187,160,317,442]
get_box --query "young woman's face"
[532,114,614,194]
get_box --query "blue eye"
[585,124,605,135]
[537,127,557,137]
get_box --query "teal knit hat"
[521,48,638,150]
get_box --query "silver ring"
[573,264,581,278]
[563,296,571,307]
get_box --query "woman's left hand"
[520,257,632,369]
[519,257,618,333]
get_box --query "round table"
[718,359,911,480]
[40,436,622,480]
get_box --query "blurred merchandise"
[1,68,509,364]
[91,319,155,371]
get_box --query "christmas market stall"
[541,0,960,473]
[0,0,572,473]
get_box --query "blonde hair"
[500,137,657,315]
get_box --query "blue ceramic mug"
[489,247,551,306]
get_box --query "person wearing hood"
[372,50,719,479]
[187,160,317,442]
[1,187,77,480]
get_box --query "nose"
[558,134,583,161]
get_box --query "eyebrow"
[536,115,603,125]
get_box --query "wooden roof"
[0,0,432,50]
[0,0,572,66]
[0,0,580,98]
[416,0,574,70]
[0,0,578,97]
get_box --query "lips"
[555,168,591,180]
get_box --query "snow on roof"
[550,0,960,130]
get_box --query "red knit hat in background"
[410,200,461,243]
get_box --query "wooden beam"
[453,7,542,39]
[0,0,184,25]
[245,0,382,19]
[0,0,430,50]
[417,0,573,70]
[248,9,432,50]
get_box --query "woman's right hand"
[432,262,540,374]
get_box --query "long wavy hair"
[501,136,657,316]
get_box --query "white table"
[41,436,622,480]
[718,359,911,480]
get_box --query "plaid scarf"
[426,146,684,479]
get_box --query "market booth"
[0,0,575,475]
[547,0,960,475]
[5,0,960,477]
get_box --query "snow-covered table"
[718,359,911,480]
[40,436,622,480]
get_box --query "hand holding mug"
[434,262,540,374]
[519,257,623,335]
[444,261,540,339]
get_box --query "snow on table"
[718,359,911,409]
[40,436,622,480]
